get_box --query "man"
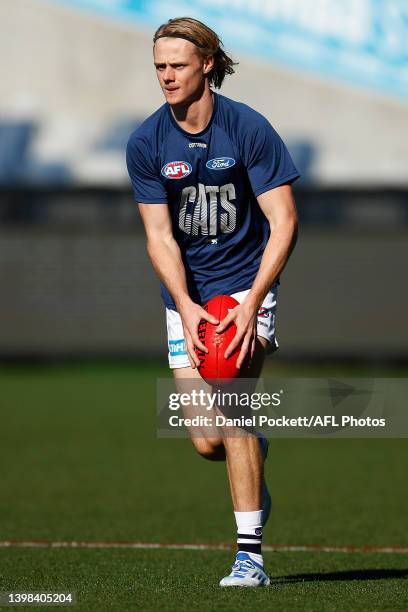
[126,17,299,587]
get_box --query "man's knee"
[192,438,226,461]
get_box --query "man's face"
[154,37,210,106]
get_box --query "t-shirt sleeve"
[126,135,168,204]
[245,118,300,197]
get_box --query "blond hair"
[153,17,237,88]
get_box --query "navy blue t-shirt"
[126,92,300,310]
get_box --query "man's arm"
[244,183,298,310]
[216,184,298,366]
[138,203,219,367]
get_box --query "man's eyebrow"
[154,61,187,66]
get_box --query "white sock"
[234,510,263,567]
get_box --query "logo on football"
[161,161,192,179]
[206,157,236,170]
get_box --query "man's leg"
[168,304,226,459]
[218,336,272,587]
[172,336,267,468]
[168,303,273,585]
[172,338,271,586]
[173,365,226,461]
[222,336,267,512]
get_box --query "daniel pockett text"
[168,413,386,429]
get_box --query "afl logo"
[206,157,236,170]
[161,161,192,179]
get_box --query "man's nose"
[163,67,175,82]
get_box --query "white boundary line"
[0,541,407,554]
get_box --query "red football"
[196,295,241,385]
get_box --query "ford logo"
[206,157,236,170]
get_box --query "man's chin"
[164,89,197,107]
[165,93,184,106]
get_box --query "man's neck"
[170,87,214,134]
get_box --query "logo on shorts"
[161,161,192,179]
[206,157,236,170]
[255,528,262,536]
[169,339,187,356]
[258,307,270,318]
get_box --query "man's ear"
[203,55,214,75]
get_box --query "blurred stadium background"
[1,0,407,365]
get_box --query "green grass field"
[0,361,407,611]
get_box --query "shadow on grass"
[274,568,408,583]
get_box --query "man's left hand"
[215,302,258,369]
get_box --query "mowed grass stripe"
[1,540,408,553]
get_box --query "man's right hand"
[177,299,219,368]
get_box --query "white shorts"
[166,286,279,369]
